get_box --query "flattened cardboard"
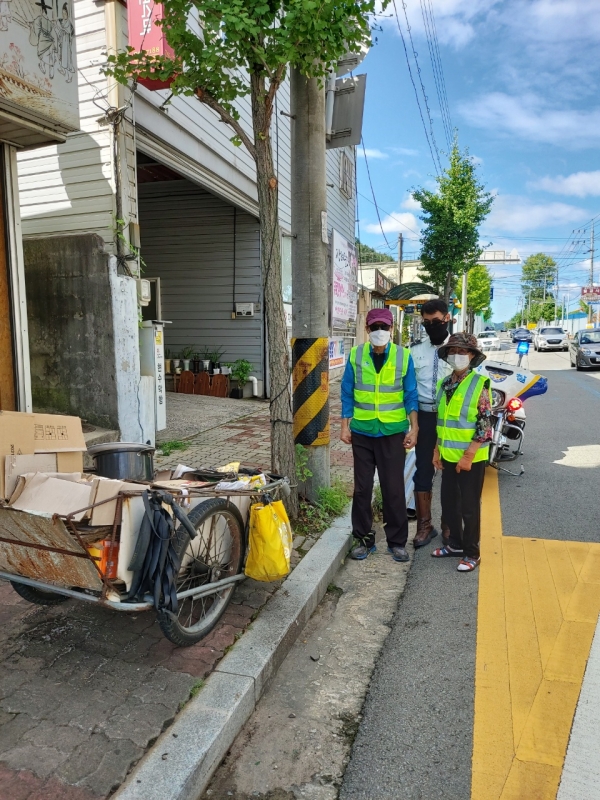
[4,453,57,502]
[90,479,143,526]
[10,473,93,522]
[33,413,86,453]
[56,451,84,472]
[0,411,36,500]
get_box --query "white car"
[476,330,501,351]
[533,326,569,352]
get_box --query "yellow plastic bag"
[245,500,293,582]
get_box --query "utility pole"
[461,271,468,332]
[589,223,595,324]
[290,69,330,498]
[520,296,524,328]
[396,233,403,344]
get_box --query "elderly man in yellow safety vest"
[340,308,419,563]
[431,333,492,573]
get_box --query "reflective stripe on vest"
[436,371,490,463]
[349,343,409,423]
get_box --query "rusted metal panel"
[0,507,103,590]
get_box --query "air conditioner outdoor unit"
[235,302,255,317]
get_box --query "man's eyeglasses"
[369,323,391,331]
[423,319,445,328]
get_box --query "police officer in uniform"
[340,308,419,563]
[410,299,453,548]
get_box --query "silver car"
[533,326,568,351]
[569,329,600,370]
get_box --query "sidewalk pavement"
[0,390,355,799]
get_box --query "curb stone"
[113,509,353,800]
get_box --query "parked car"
[533,326,568,352]
[512,328,533,343]
[476,330,501,351]
[569,329,600,370]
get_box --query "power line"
[419,0,453,149]
[398,0,443,172]
[391,0,440,175]
[361,138,392,250]
[357,190,422,237]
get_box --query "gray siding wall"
[326,146,356,243]
[138,181,264,390]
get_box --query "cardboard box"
[0,411,36,500]
[4,453,58,501]
[0,411,86,499]
[32,413,86,453]
[90,479,143,526]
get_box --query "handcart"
[0,473,288,647]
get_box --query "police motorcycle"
[475,341,547,476]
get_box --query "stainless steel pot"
[88,443,155,481]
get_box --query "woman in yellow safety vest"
[431,333,492,572]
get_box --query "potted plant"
[230,358,253,399]
[164,348,172,375]
[209,346,226,372]
[201,345,211,372]
[181,345,194,371]
[221,362,232,376]
[172,352,181,373]
[192,351,201,373]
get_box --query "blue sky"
[355,0,600,321]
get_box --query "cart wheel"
[10,581,69,606]
[158,498,245,647]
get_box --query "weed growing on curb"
[158,440,189,457]
[293,480,350,537]
[190,679,205,698]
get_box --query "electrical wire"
[391,0,440,175]
[419,0,452,149]
[361,138,392,250]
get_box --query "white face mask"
[447,353,471,371]
[369,329,391,347]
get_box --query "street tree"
[466,263,492,332]
[521,253,557,301]
[105,0,377,514]
[413,140,493,302]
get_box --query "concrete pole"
[291,69,330,497]
[461,271,468,332]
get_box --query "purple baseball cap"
[366,307,394,327]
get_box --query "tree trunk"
[250,73,298,517]
[444,270,453,303]
[467,309,474,334]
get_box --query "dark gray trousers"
[440,459,486,559]
[351,432,408,549]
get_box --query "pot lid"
[88,442,155,455]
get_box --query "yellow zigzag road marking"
[472,469,600,800]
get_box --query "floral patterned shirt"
[440,370,493,444]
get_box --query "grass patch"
[189,679,205,698]
[294,480,350,538]
[158,439,189,457]
[372,484,383,521]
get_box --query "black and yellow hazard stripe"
[292,337,330,446]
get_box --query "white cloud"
[530,171,600,197]
[388,147,420,157]
[364,210,421,236]
[357,148,388,159]
[402,194,422,212]
[486,195,588,233]
[458,92,600,149]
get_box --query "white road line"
[558,615,600,800]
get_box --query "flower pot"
[221,366,231,375]
[183,359,191,371]
[192,359,201,373]
[202,360,211,371]
[213,368,221,375]
[229,387,244,399]
[173,359,181,370]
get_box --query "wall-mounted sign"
[329,337,345,369]
[0,0,79,132]
[127,0,174,90]
[581,286,600,304]
[374,269,392,296]
[331,230,357,329]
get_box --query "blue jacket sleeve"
[340,358,355,419]
[403,355,419,415]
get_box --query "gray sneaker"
[349,544,377,560]
[388,546,409,562]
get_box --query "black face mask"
[423,320,448,345]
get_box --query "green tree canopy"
[521,253,557,301]
[356,240,394,263]
[413,140,493,301]
[106,0,378,511]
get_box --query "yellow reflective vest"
[349,343,409,433]
[436,371,491,463]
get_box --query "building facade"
[14,0,357,441]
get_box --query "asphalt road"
[340,339,600,800]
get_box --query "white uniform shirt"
[410,335,453,410]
